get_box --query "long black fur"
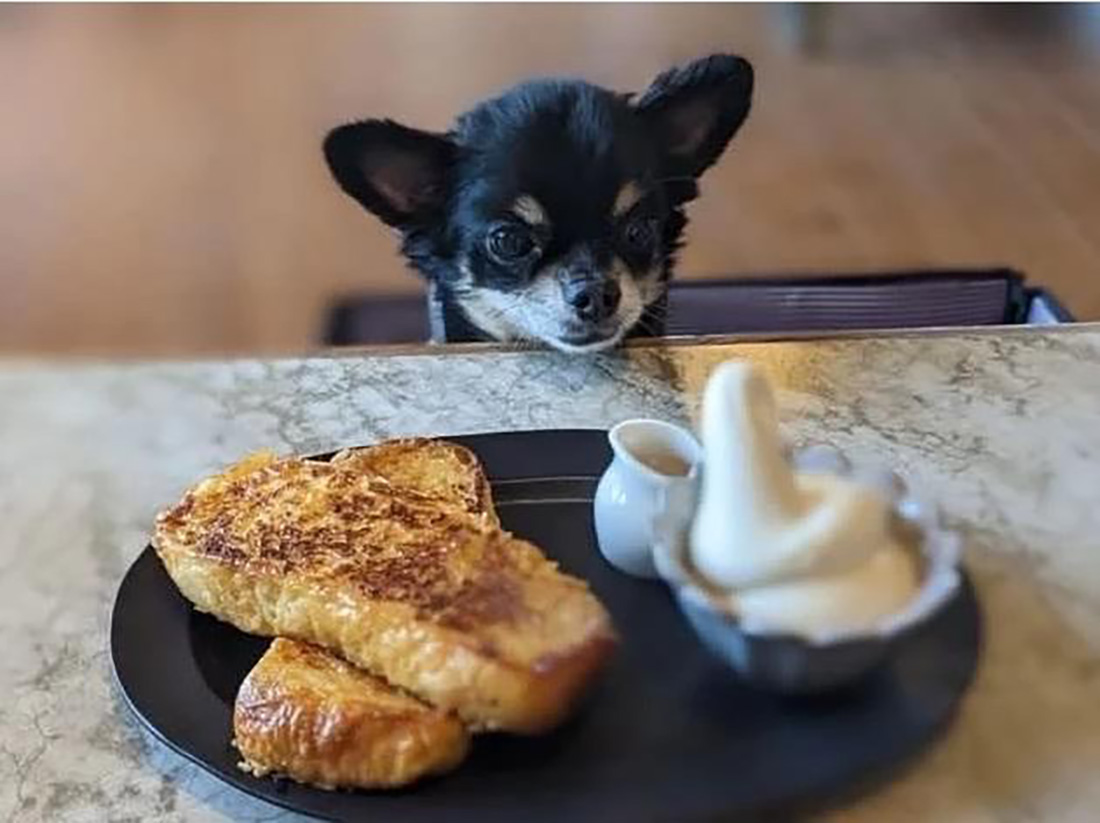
[324,54,753,346]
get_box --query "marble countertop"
[3,325,1099,823]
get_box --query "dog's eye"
[486,225,536,262]
[623,218,657,252]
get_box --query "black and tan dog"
[324,54,753,352]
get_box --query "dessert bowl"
[652,445,963,695]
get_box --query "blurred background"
[2,2,1099,357]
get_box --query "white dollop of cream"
[688,361,920,638]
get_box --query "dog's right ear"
[323,120,455,229]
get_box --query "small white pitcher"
[593,419,702,578]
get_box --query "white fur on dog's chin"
[458,266,647,354]
[547,326,627,354]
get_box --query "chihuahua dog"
[324,54,753,353]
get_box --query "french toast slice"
[235,638,469,789]
[155,442,615,733]
[329,438,498,528]
[232,440,488,788]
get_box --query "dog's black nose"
[563,278,621,322]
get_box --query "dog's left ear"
[634,54,754,180]
[323,119,455,229]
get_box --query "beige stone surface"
[2,325,1098,821]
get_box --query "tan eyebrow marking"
[511,195,549,227]
[613,181,644,218]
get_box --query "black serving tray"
[111,429,981,822]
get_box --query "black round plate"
[111,430,982,822]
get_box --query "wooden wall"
[2,4,1099,355]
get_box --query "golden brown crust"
[155,445,615,733]
[234,638,469,789]
[331,439,498,528]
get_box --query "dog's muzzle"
[558,271,622,324]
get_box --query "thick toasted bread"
[235,638,469,789]
[330,439,498,528]
[232,440,492,788]
[155,446,615,733]
[232,440,489,789]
